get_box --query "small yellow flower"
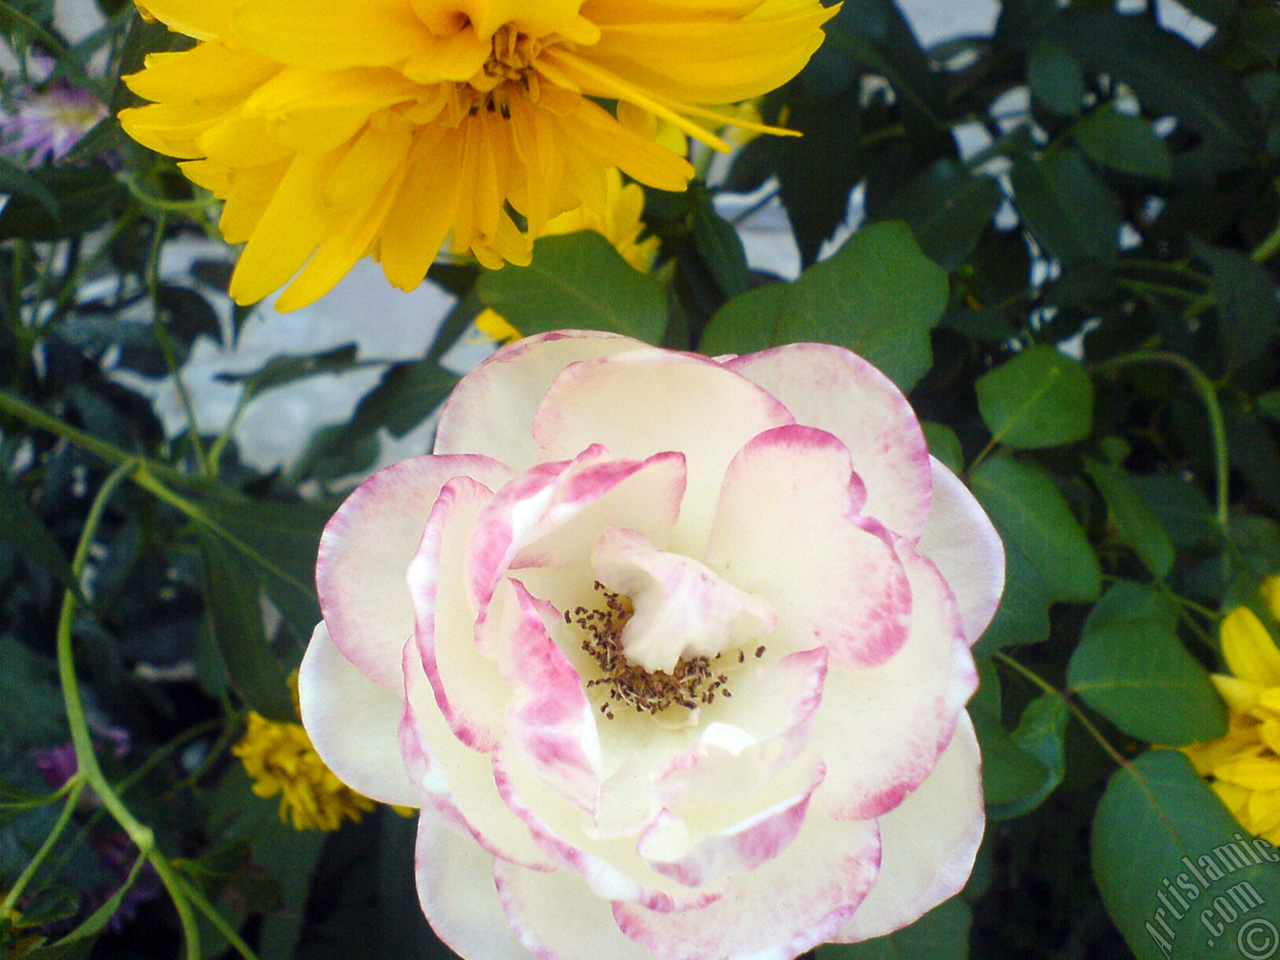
[1182,577,1280,844]
[118,0,837,310]
[233,712,375,831]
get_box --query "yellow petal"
[127,43,280,104]
[234,0,432,69]
[135,0,234,39]
[1262,575,1280,623]
[1222,607,1280,688]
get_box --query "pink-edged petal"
[435,331,647,470]
[654,648,828,811]
[468,446,687,617]
[318,453,511,691]
[834,713,984,942]
[410,476,509,751]
[402,638,557,870]
[494,859,658,960]
[613,813,881,960]
[492,742,724,912]
[532,349,794,552]
[726,343,932,541]
[917,458,1005,646]
[640,758,825,888]
[704,425,911,670]
[297,622,421,807]
[416,808,539,960]
[809,542,977,821]
[592,527,776,674]
[501,579,603,815]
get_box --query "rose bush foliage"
[299,330,1005,960]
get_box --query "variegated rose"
[299,330,1004,960]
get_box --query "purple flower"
[2,82,106,165]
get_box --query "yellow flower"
[118,0,837,311]
[1182,578,1280,844]
[233,711,375,831]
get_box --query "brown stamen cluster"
[467,24,545,117]
[565,582,764,720]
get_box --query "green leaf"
[0,161,126,241]
[0,155,60,217]
[1009,148,1120,265]
[777,221,949,392]
[199,498,330,646]
[970,455,1101,603]
[975,345,1093,449]
[344,358,460,440]
[1048,11,1261,178]
[880,161,1002,270]
[990,694,1069,821]
[1073,105,1173,180]
[1191,238,1280,371]
[692,201,750,300]
[1068,581,1225,745]
[1086,460,1176,578]
[922,423,964,475]
[197,529,295,721]
[1130,474,1219,550]
[971,535,1052,656]
[0,637,68,747]
[477,232,667,344]
[1092,749,1280,960]
[816,897,971,960]
[699,282,789,356]
[215,344,361,401]
[0,479,82,600]
[1028,38,1085,115]
[971,661,1053,811]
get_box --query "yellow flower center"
[464,24,554,116]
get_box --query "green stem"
[0,776,87,916]
[145,212,213,478]
[178,876,261,960]
[1251,213,1280,264]
[994,651,1131,770]
[1095,351,1230,532]
[0,389,205,492]
[56,463,202,959]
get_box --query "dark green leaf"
[1068,581,1225,745]
[970,455,1101,603]
[989,694,1068,820]
[346,359,460,440]
[777,221,949,392]
[215,344,362,400]
[197,529,295,721]
[1092,749,1280,960]
[0,161,126,241]
[0,155,60,217]
[971,535,1052,656]
[817,897,971,960]
[692,202,750,300]
[1047,11,1261,178]
[1073,105,1173,179]
[1130,474,1219,550]
[971,661,1053,810]
[881,161,1002,270]
[1191,238,1280,371]
[1086,460,1177,578]
[975,345,1093,449]
[0,637,68,747]
[199,498,330,647]
[1009,148,1120,265]
[923,422,964,475]
[477,232,667,344]
[1028,38,1085,115]
[699,282,789,356]
[0,479,82,600]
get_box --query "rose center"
[569,583,764,720]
